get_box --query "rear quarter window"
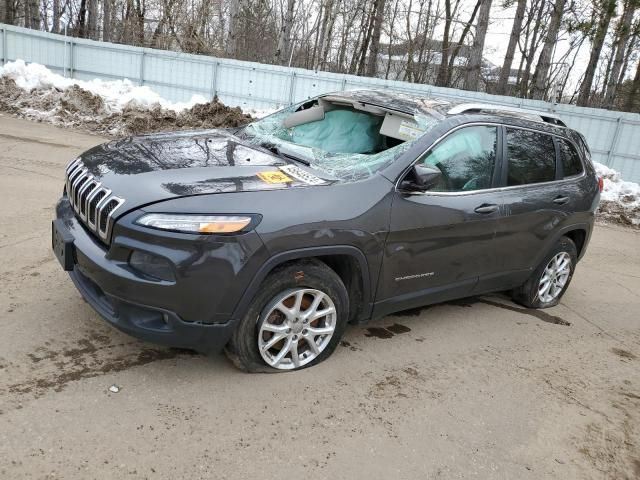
[506,128,556,186]
[557,139,584,177]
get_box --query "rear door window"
[557,139,584,177]
[505,128,556,186]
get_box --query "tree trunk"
[496,0,526,95]
[385,0,401,79]
[51,0,61,32]
[623,55,640,112]
[78,0,87,36]
[520,0,546,96]
[226,0,241,56]
[464,0,491,90]
[87,0,98,39]
[26,0,40,29]
[0,0,7,24]
[530,0,566,100]
[577,0,617,106]
[447,0,481,78]
[617,28,638,86]
[319,0,339,69]
[310,1,325,68]
[274,0,296,65]
[356,1,376,75]
[365,0,386,77]
[435,0,452,86]
[103,0,112,41]
[134,0,145,46]
[604,0,637,107]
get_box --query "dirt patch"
[612,348,637,360]
[478,298,571,325]
[364,323,412,339]
[3,330,198,402]
[0,77,252,136]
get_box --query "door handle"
[474,204,498,214]
[553,196,569,205]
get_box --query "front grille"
[65,158,125,243]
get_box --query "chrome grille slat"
[83,183,102,222]
[88,189,109,229]
[74,175,91,209]
[97,197,125,239]
[70,168,88,206]
[78,179,97,219]
[64,163,124,244]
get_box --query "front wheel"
[226,260,349,372]
[511,237,577,309]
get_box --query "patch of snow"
[594,161,640,226]
[0,59,208,113]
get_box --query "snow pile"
[0,60,254,135]
[594,162,640,227]
[1,59,208,113]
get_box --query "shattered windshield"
[238,100,439,181]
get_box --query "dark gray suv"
[52,90,601,372]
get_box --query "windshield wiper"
[264,144,311,166]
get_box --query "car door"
[373,124,504,318]
[491,126,568,289]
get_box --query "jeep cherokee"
[52,90,601,372]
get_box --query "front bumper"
[53,196,268,354]
[68,266,236,353]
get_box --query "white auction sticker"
[279,165,326,186]
[398,120,424,140]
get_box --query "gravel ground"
[0,115,639,480]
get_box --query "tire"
[225,259,349,372]
[511,236,577,309]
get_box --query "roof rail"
[447,103,566,127]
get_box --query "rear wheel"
[511,236,577,309]
[226,260,349,372]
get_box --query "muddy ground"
[0,115,639,479]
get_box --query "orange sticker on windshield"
[257,171,293,184]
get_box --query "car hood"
[77,130,334,214]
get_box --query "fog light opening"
[128,250,176,282]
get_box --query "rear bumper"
[69,267,237,354]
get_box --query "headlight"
[135,213,255,234]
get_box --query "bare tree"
[274,0,296,64]
[623,55,640,111]
[435,0,454,86]
[87,0,98,39]
[577,0,618,106]
[0,0,9,24]
[464,0,492,90]
[365,0,386,76]
[226,0,242,56]
[604,0,638,106]
[496,0,526,95]
[530,0,566,100]
[25,0,41,28]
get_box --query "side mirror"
[401,164,442,192]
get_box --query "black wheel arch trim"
[534,222,592,267]
[230,245,373,324]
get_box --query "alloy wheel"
[538,252,571,303]
[257,288,337,370]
